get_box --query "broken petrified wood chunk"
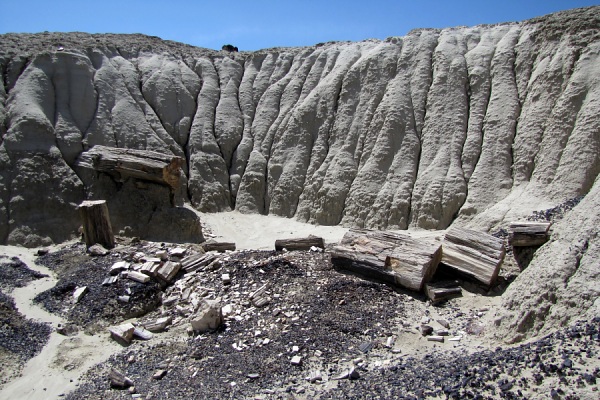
[425,281,463,304]
[249,284,270,307]
[156,261,181,283]
[109,323,135,345]
[109,368,133,388]
[441,228,505,286]
[124,271,151,284]
[190,299,223,333]
[331,229,442,291]
[274,236,325,251]
[133,327,153,340]
[144,316,173,333]
[73,286,88,303]
[508,221,552,246]
[181,253,217,272]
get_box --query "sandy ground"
[199,211,350,250]
[0,244,121,400]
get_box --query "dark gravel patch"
[33,243,162,329]
[68,317,600,399]
[0,290,51,361]
[527,196,584,223]
[0,256,48,291]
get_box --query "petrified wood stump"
[78,200,115,249]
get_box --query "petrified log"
[441,227,505,286]
[78,200,115,249]
[202,242,236,252]
[75,145,184,190]
[275,236,325,251]
[508,221,552,246]
[331,229,442,291]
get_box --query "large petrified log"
[508,221,552,246]
[78,200,115,249]
[331,229,442,291]
[441,227,505,286]
[75,145,184,190]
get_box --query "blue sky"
[1,1,598,51]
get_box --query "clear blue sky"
[1,1,598,51]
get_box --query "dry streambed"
[0,245,121,399]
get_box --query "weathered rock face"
[0,7,599,248]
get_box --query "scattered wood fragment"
[144,316,172,333]
[73,286,88,303]
[78,200,115,249]
[181,253,217,273]
[427,335,444,343]
[331,229,442,291]
[275,236,325,251]
[109,323,135,345]
[156,261,181,283]
[109,368,133,388]
[508,221,552,246]
[202,242,236,252]
[133,327,153,340]
[124,271,151,284]
[425,281,462,304]
[441,227,505,286]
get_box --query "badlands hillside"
[0,6,599,398]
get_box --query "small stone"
[348,367,360,380]
[152,370,167,380]
[221,274,231,284]
[87,244,110,256]
[435,329,449,336]
[420,325,434,336]
[359,341,375,353]
[291,356,302,365]
[308,370,323,383]
[36,248,50,256]
[437,319,450,329]
[292,345,300,353]
[247,373,260,380]
[222,304,233,316]
[420,316,430,324]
